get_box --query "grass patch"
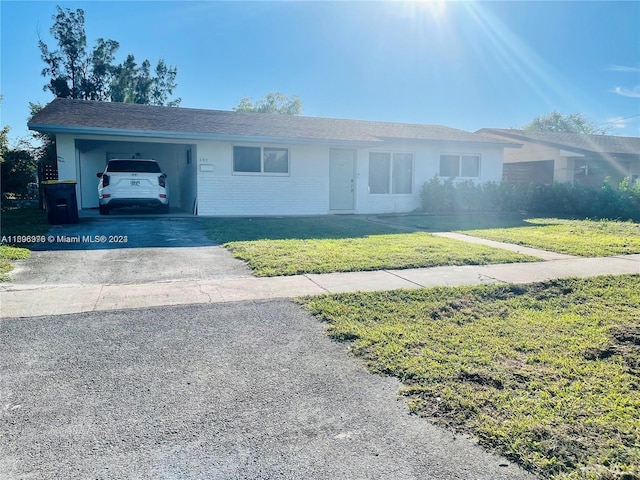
[0,245,30,281]
[297,275,640,480]
[462,218,640,257]
[377,213,533,231]
[203,215,400,243]
[380,215,640,257]
[0,206,45,281]
[203,216,538,276]
[0,205,49,239]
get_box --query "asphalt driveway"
[6,214,251,285]
[0,300,534,479]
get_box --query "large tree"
[39,6,180,106]
[1,100,37,203]
[233,92,302,115]
[523,111,608,135]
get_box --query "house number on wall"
[199,157,215,172]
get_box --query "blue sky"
[2,0,639,145]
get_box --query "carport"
[75,139,197,213]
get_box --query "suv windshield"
[107,160,161,173]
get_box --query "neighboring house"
[478,128,640,187]
[28,98,518,216]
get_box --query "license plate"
[130,180,140,186]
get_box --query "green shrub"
[1,149,37,204]
[419,176,640,221]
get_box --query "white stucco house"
[28,98,519,216]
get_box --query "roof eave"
[374,136,521,148]
[478,128,636,156]
[27,123,381,147]
[28,123,518,148]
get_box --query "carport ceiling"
[76,139,114,153]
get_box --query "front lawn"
[378,215,640,257]
[376,213,532,231]
[0,205,49,239]
[0,206,46,281]
[462,218,640,257]
[203,216,538,276]
[298,275,640,480]
[203,215,400,243]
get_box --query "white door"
[330,149,356,210]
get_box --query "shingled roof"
[478,128,640,156]
[29,98,516,146]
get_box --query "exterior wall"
[630,158,640,182]
[354,143,504,215]
[56,132,506,216]
[196,142,330,216]
[196,140,504,216]
[78,149,106,208]
[554,157,573,183]
[501,142,591,184]
[55,135,79,181]
[54,134,81,203]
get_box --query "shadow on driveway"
[32,210,215,251]
[7,212,253,286]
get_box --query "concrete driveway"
[6,213,251,285]
[0,300,534,479]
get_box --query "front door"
[329,149,356,210]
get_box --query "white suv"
[97,159,169,215]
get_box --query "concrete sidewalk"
[2,253,638,318]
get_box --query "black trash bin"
[42,181,79,225]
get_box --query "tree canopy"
[1,98,37,202]
[39,6,180,106]
[233,92,302,115]
[523,111,608,135]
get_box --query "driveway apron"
[0,300,534,479]
[6,214,251,285]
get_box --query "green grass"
[376,213,533,231]
[0,205,49,239]
[203,216,538,276]
[0,245,30,281]
[0,206,46,281]
[297,275,640,480]
[462,218,640,257]
[203,215,401,242]
[377,215,640,257]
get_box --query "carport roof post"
[28,98,521,148]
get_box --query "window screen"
[369,152,391,194]
[392,153,413,194]
[264,148,289,173]
[233,146,261,172]
[439,155,459,177]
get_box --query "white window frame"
[233,145,290,176]
[439,153,481,178]
[368,151,414,195]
